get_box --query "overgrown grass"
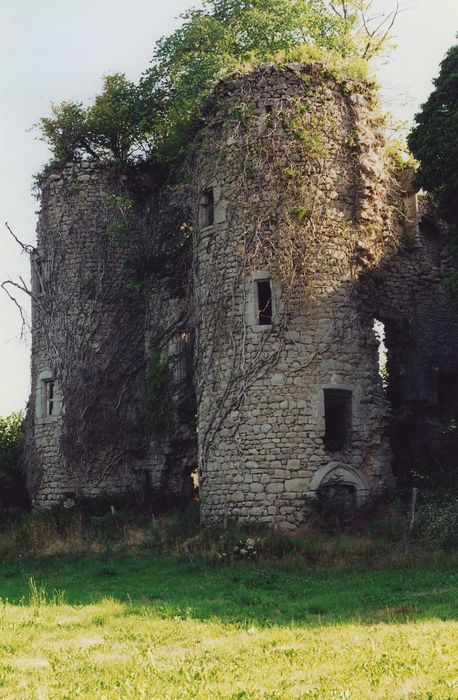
[0,554,457,698]
[0,503,457,697]
[0,498,455,570]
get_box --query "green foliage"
[290,204,311,221]
[142,0,371,159]
[384,137,416,170]
[282,166,303,179]
[38,101,88,163]
[26,577,66,607]
[284,108,326,157]
[416,496,458,549]
[36,1,394,175]
[37,73,162,166]
[265,42,369,81]
[0,412,28,510]
[85,73,162,161]
[408,41,458,300]
[105,191,164,291]
[408,40,458,227]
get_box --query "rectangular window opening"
[323,389,352,452]
[174,331,192,383]
[200,188,214,228]
[256,279,272,326]
[44,380,55,416]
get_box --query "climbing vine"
[189,65,401,482]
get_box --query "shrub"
[416,495,458,548]
[0,412,28,510]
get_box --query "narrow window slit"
[45,380,55,416]
[200,188,214,228]
[256,279,272,326]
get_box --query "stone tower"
[192,64,396,528]
[26,163,196,507]
[25,63,458,527]
[26,164,148,506]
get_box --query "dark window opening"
[319,482,357,510]
[256,279,272,326]
[323,389,352,452]
[372,314,409,407]
[45,380,55,416]
[200,188,214,228]
[265,104,273,115]
[175,331,192,383]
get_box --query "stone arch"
[310,463,371,507]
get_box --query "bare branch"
[4,221,35,255]
[1,281,29,336]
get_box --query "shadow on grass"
[0,555,457,627]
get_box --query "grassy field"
[0,554,457,699]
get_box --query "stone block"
[266,482,283,494]
[284,478,309,491]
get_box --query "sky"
[0,0,457,417]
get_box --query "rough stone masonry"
[25,63,458,529]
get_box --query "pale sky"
[0,0,457,417]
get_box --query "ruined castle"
[25,63,458,529]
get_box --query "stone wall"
[26,62,458,525]
[366,190,458,482]
[28,163,145,505]
[192,64,397,529]
[27,161,199,508]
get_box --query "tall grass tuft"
[25,577,66,607]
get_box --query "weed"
[26,577,65,607]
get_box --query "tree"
[408,40,458,228]
[37,0,398,170]
[0,412,28,509]
[39,101,88,163]
[328,1,399,60]
[141,0,365,160]
[38,73,164,165]
[142,0,398,159]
